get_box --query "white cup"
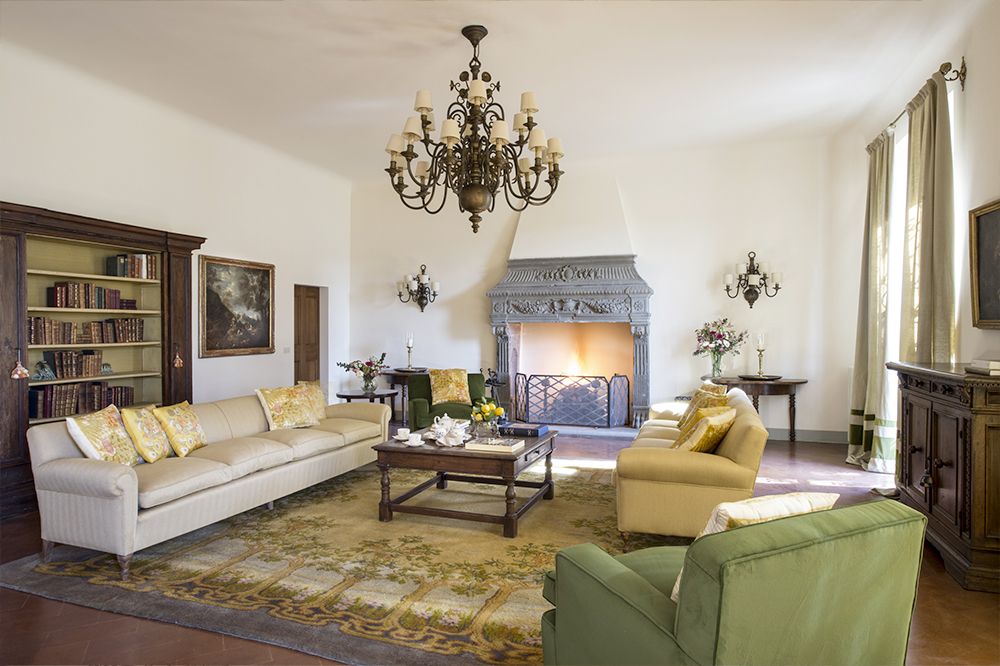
[408,433,422,446]
[397,428,410,439]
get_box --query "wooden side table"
[336,389,400,423]
[381,369,428,426]
[712,377,808,441]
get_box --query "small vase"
[710,352,724,378]
[362,376,377,395]
[474,419,500,441]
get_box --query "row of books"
[966,359,999,377]
[46,282,138,310]
[28,383,135,420]
[27,317,147,345]
[42,350,104,379]
[105,253,158,280]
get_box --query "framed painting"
[970,198,1000,329]
[199,255,275,357]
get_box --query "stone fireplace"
[487,254,652,426]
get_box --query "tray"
[737,374,782,381]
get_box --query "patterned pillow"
[672,405,733,444]
[256,385,321,430]
[671,408,737,453]
[701,381,727,396]
[297,381,328,421]
[153,401,208,457]
[676,388,729,430]
[428,369,471,406]
[66,405,141,466]
[671,492,840,602]
[121,407,172,463]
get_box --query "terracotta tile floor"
[1,436,997,665]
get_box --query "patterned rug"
[0,460,684,665]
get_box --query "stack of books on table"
[966,359,1000,377]
[498,423,550,437]
[464,438,525,454]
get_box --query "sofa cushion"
[314,418,381,445]
[257,428,346,460]
[255,385,321,430]
[616,545,687,601]
[637,425,680,441]
[212,396,269,439]
[632,437,676,448]
[189,402,233,444]
[66,405,141,467]
[644,418,680,429]
[135,457,232,508]
[543,569,557,605]
[152,401,207,457]
[188,437,293,479]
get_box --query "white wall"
[0,42,354,402]
[352,136,852,434]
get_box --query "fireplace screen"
[513,373,630,427]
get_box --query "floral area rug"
[0,460,685,665]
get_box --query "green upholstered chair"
[407,372,486,428]
[542,500,926,665]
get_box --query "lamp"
[397,264,440,312]
[10,347,29,380]
[385,25,564,233]
[724,251,781,308]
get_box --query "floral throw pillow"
[66,405,141,466]
[676,388,729,430]
[296,381,328,421]
[152,401,207,457]
[120,407,172,463]
[671,408,737,453]
[428,369,471,406]
[256,385,321,430]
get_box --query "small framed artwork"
[199,255,275,357]
[970,198,1000,329]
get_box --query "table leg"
[389,395,396,423]
[378,463,393,521]
[543,450,554,500]
[503,476,518,538]
[401,382,409,426]
[752,393,760,412]
[436,471,448,489]
[789,392,797,442]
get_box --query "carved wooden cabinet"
[888,361,999,592]
[1,203,205,517]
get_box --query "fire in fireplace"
[513,373,630,427]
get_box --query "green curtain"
[848,131,896,474]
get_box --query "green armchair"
[407,372,486,428]
[542,500,926,665]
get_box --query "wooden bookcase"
[1,203,205,517]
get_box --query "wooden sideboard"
[888,361,999,592]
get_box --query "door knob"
[933,458,952,469]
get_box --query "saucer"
[392,434,412,441]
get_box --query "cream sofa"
[27,395,389,579]
[615,388,769,538]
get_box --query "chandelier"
[384,25,564,233]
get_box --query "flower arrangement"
[472,399,505,439]
[693,318,748,377]
[337,352,389,394]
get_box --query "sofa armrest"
[616,447,756,490]
[648,400,688,421]
[408,398,430,428]
[34,458,138,499]
[325,402,391,439]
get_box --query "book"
[966,366,1000,376]
[464,438,525,454]
[499,423,549,437]
[969,359,1000,370]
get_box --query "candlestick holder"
[405,345,414,370]
[756,348,765,377]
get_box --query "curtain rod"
[888,57,967,128]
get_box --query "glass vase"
[710,352,724,378]
[362,376,377,395]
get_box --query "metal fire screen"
[513,373,630,427]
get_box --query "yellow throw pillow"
[676,388,729,430]
[671,492,840,602]
[297,381,328,421]
[673,405,734,444]
[256,385,321,430]
[671,408,737,453]
[121,407,172,463]
[701,381,727,396]
[66,405,141,466]
[153,401,207,457]
[428,368,471,406]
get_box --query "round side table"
[336,389,401,423]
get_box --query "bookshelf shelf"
[28,342,161,349]
[29,371,162,387]
[26,269,160,285]
[27,307,161,315]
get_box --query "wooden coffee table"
[372,430,557,538]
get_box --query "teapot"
[430,413,469,443]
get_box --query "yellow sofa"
[615,388,768,538]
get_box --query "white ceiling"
[0,1,980,182]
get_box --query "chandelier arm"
[501,180,533,212]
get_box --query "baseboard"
[767,429,846,444]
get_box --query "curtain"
[848,131,896,474]
[901,72,957,363]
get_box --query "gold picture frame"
[970,198,1000,329]
[199,255,275,357]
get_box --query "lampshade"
[520,91,538,114]
[402,116,423,142]
[413,89,433,114]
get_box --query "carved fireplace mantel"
[487,255,653,425]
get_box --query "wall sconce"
[724,251,781,308]
[10,347,29,380]
[397,264,440,312]
[172,345,185,368]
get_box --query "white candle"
[419,273,429,284]
[520,91,538,114]
[489,120,509,146]
[402,116,423,142]
[413,89,433,113]
[547,137,564,160]
[760,262,771,275]
[385,134,404,155]
[431,281,440,293]
[406,333,413,347]
[773,272,783,285]
[396,282,405,294]
[757,333,766,350]
[415,160,429,180]
[408,279,417,291]
[736,263,747,275]
[468,79,487,105]
[404,274,413,283]
[724,273,734,286]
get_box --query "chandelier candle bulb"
[424,112,436,133]
[408,279,418,291]
[415,160,429,181]
[402,116,423,142]
[468,79,488,105]
[760,262,771,275]
[518,157,532,174]
[724,273,734,287]
[489,120,509,146]
[419,273,429,284]
[773,272,783,285]
[737,263,747,275]
[513,112,527,134]
[414,90,433,113]
[431,281,440,293]
[520,91,538,114]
